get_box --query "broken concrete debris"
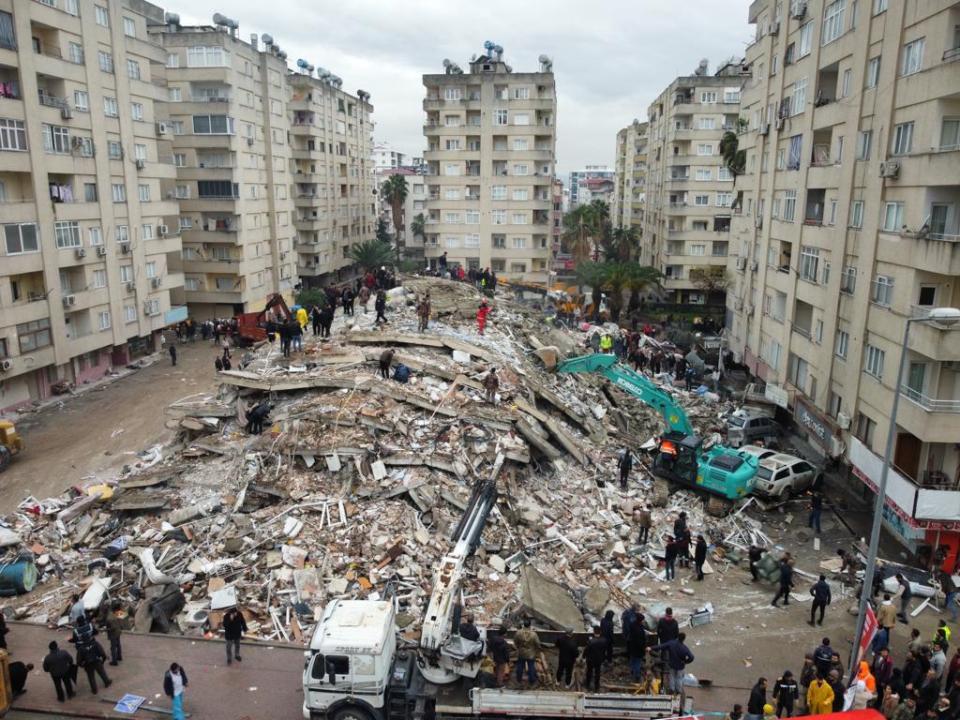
[0,275,787,649]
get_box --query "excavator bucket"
[555,353,618,374]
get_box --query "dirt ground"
[0,340,218,513]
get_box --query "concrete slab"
[519,565,584,631]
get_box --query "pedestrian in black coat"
[600,610,615,664]
[808,575,832,626]
[694,535,708,581]
[656,609,679,645]
[747,677,768,720]
[664,536,679,580]
[555,630,579,688]
[42,641,75,702]
[627,617,647,681]
[223,607,248,665]
[772,558,795,607]
[773,671,799,717]
[584,626,607,692]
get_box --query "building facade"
[568,165,613,210]
[727,0,960,560]
[0,0,185,411]
[421,47,556,280]
[372,142,407,172]
[643,61,746,305]
[611,120,648,236]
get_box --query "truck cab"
[303,600,396,720]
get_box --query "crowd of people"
[432,252,499,295]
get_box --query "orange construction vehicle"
[234,293,293,346]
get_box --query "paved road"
[6,622,305,719]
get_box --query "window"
[443,188,460,200]
[840,68,852,98]
[82,183,97,202]
[512,188,528,201]
[17,319,51,353]
[444,212,461,224]
[88,227,102,246]
[792,78,807,116]
[124,305,137,323]
[166,53,179,68]
[511,236,526,249]
[723,89,740,103]
[42,124,70,154]
[822,0,847,45]
[697,143,713,156]
[850,200,864,228]
[443,87,461,101]
[138,184,150,202]
[465,210,479,224]
[494,110,508,126]
[798,23,813,57]
[119,264,132,282]
[127,59,140,80]
[871,275,894,306]
[4,223,38,254]
[492,235,506,249]
[873,0,887,12]
[491,185,507,200]
[103,97,118,117]
[841,266,857,293]
[55,221,80,248]
[689,244,706,256]
[108,141,122,159]
[464,234,480,248]
[855,130,872,160]
[443,163,460,176]
[864,344,885,379]
[882,201,903,231]
[512,212,528,225]
[72,90,90,113]
[512,138,528,151]
[112,183,126,203]
[513,164,529,176]
[513,87,529,100]
[97,310,111,331]
[901,38,924,76]
[66,41,83,64]
[145,261,157,278]
[98,51,114,74]
[788,354,809,389]
[799,246,820,282]
[443,235,460,249]
[0,118,26,152]
[866,57,880,88]
[696,168,712,181]
[698,117,716,130]
[192,115,235,135]
[788,135,802,169]
[694,194,710,206]
[444,139,461,150]
[174,153,186,168]
[941,119,960,151]
[718,167,733,181]
[716,192,732,207]
[700,91,717,104]
[187,46,229,68]
[492,210,506,225]
[95,5,109,26]
[443,115,460,127]
[512,114,530,126]
[123,16,136,36]
[783,190,797,221]
[131,103,144,121]
[92,269,107,289]
[832,329,849,359]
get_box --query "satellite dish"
[538,54,549,63]
[297,59,309,69]
[261,33,273,45]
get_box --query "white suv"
[753,454,818,499]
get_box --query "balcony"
[902,387,960,413]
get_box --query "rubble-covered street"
[0,276,942,714]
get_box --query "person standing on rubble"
[482,368,499,403]
[476,298,492,336]
[657,608,679,645]
[772,556,796,607]
[379,349,395,380]
[374,289,388,325]
[358,285,371,314]
[694,534,708,581]
[417,293,431,333]
[600,610,615,665]
[749,545,764,581]
[637,505,652,544]
[808,492,823,535]
[168,343,177,366]
[664,535,679,580]
[617,447,634,490]
[585,625,607,692]
[513,620,541,687]
[895,573,914,623]
[223,606,248,665]
[311,305,322,336]
[296,305,309,332]
[599,333,613,354]
[43,640,75,702]
[488,627,510,687]
[246,402,271,435]
[556,629,579,689]
[320,303,334,338]
[650,631,694,696]
[627,614,647,681]
[163,662,188,720]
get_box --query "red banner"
[857,605,879,664]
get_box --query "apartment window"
[92,269,107,289]
[94,5,109,26]
[4,223,38,254]
[0,118,25,152]
[192,115,235,135]
[871,275,894,306]
[145,261,157,278]
[465,210,479,224]
[174,184,189,199]
[788,135,802,169]
[55,221,80,249]
[103,97,118,117]
[131,103,144,121]
[694,194,710,206]
[822,0,847,45]
[444,212,461,224]
[512,212,528,225]
[513,138,528,151]
[900,38,924,76]
[512,188,529,201]
[491,185,507,200]
[864,344,885,379]
[464,234,480,248]
[513,114,530,126]
[107,141,122,159]
[179,216,192,230]
[174,153,186,168]
[855,130,872,160]
[866,57,880,88]
[799,246,820,282]
[798,23,813,57]
[137,184,150,202]
[42,124,70,154]
[700,91,717,103]
[696,168,712,181]
[840,266,857,294]
[187,46,229,68]
[783,190,797,221]
[698,117,716,130]
[941,119,960,151]
[492,235,506,249]
[88,227,102,245]
[140,223,154,241]
[492,210,507,225]
[124,305,137,323]
[831,329,848,360]
[513,164,529,176]
[873,0,887,12]
[123,16,136,36]
[788,354,809,390]
[443,188,460,200]
[66,90,89,116]
[166,53,179,68]
[792,78,807,116]
[17,319,51,353]
[443,115,460,127]
[718,167,733,181]
[494,110,508,126]
[697,143,713,156]
[98,51,114,74]
[513,87,529,100]
[445,139,461,150]
[95,310,110,331]
[443,87,462,101]
[716,192,732,207]
[882,201,904,231]
[127,59,140,80]
[689,244,706,256]
[443,163,460,176]
[840,68,853,98]
[170,121,184,135]
[512,236,526,249]
[443,235,460,249]
[850,200,864,228]
[119,264,132,283]
[111,184,126,203]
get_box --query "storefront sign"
[795,399,831,446]
[164,305,188,325]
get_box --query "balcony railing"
[38,92,68,108]
[943,46,960,63]
[902,386,960,413]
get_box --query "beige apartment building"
[643,61,747,305]
[612,120,648,234]
[0,0,184,411]
[728,0,960,555]
[421,48,556,280]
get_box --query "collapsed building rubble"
[0,276,804,653]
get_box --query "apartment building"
[550,177,563,255]
[611,120,648,235]
[374,165,426,262]
[287,71,374,287]
[0,0,184,411]
[643,60,746,305]
[372,142,407,172]
[421,47,556,280]
[568,165,613,209]
[728,0,960,558]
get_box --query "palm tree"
[625,265,663,314]
[720,131,746,177]
[575,261,606,320]
[598,261,633,321]
[563,206,593,265]
[584,200,612,261]
[610,226,639,262]
[381,174,409,262]
[347,238,394,273]
[411,213,426,242]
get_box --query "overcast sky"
[179,1,752,176]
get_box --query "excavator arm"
[557,353,694,436]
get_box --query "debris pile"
[0,277,773,645]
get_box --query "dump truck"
[0,420,23,473]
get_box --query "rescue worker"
[417,293,431,332]
[809,574,832,626]
[374,290,388,325]
[617,447,634,490]
[379,349,395,380]
[513,620,540,686]
[584,625,607,692]
[296,305,308,331]
[476,299,491,335]
[245,402,271,435]
[556,629,579,689]
[806,674,835,715]
[482,368,499,403]
[637,504,652,544]
[599,333,613,353]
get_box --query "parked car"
[753,453,819,499]
[738,445,778,463]
[726,409,781,448]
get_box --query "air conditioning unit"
[751,260,760,272]
[837,412,851,430]
[150,277,162,289]
[144,302,160,316]
[736,257,747,271]
[246,138,254,147]
[125,281,136,292]
[0,359,11,372]
[62,294,76,307]
[759,123,770,136]
[156,121,168,135]
[96,246,107,257]
[120,242,131,254]
[61,105,73,120]
[775,117,785,131]
[158,224,169,236]
[75,247,86,259]
[791,1,807,19]
[135,158,146,170]
[770,21,780,35]
[879,160,901,178]
[943,360,960,371]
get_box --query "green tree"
[575,261,606,319]
[411,213,426,242]
[375,217,392,244]
[296,287,327,308]
[381,174,409,262]
[610,225,639,262]
[625,264,662,314]
[347,238,394,272]
[719,131,746,177]
[563,206,593,265]
[689,266,731,295]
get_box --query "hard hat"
[763,706,774,715]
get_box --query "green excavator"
[557,353,758,500]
